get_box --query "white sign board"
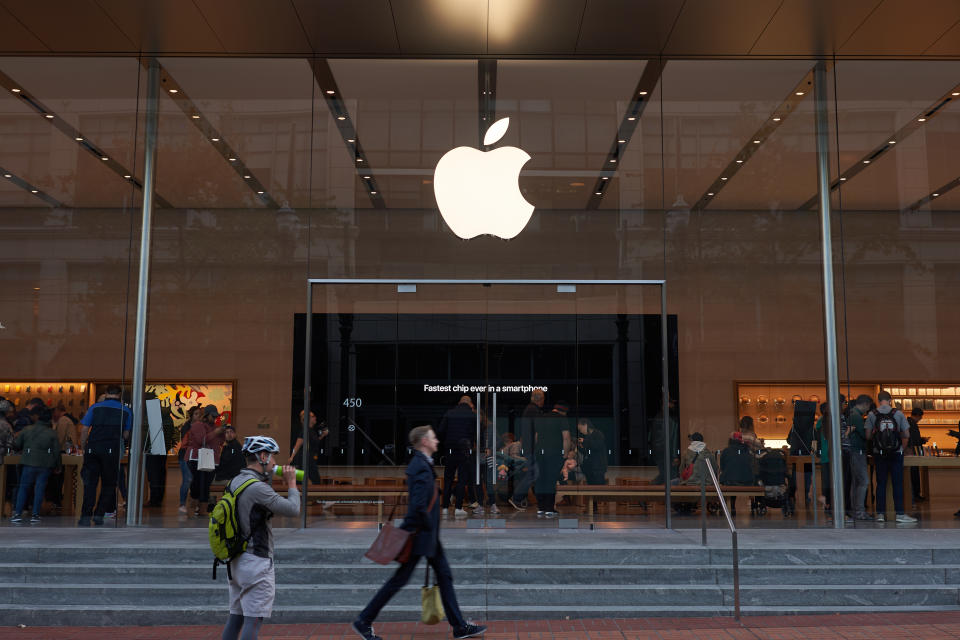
[145,398,166,456]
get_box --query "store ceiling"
[0,0,958,58]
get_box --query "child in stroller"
[752,447,795,516]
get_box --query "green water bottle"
[273,465,305,482]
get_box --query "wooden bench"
[209,484,407,522]
[555,484,765,516]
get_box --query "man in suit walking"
[352,425,486,640]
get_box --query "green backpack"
[209,476,259,580]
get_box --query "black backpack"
[872,409,902,459]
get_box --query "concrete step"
[1,582,956,608]
[4,563,959,586]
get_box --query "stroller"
[752,448,795,516]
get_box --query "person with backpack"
[217,436,300,640]
[865,391,917,523]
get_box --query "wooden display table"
[554,484,764,516]
[0,454,84,516]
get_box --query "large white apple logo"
[433,117,534,240]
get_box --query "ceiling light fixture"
[363,176,371,179]
[370,191,377,195]
[933,193,940,197]
[595,191,602,195]
[75,137,83,141]
[337,116,346,121]
[795,91,805,96]
[243,175,251,179]
[211,138,219,142]
[347,138,355,143]
[168,88,178,94]
[356,158,363,162]
[627,117,636,121]
[772,117,781,122]
[863,160,870,164]
[123,175,131,179]
[888,140,896,144]
[228,157,237,162]
[753,140,760,144]
[44,114,53,119]
[736,159,743,164]
[707,192,714,196]
[840,177,847,181]
[618,139,626,143]
[325,90,335,95]
[721,177,728,181]
[101,156,108,161]
[257,191,264,195]
[192,115,200,119]
[638,91,648,96]
[601,176,609,180]
[3,173,10,178]
[918,117,927,122]
[11,88,21,93]
[953,92,960,96]
[30,189,38,193]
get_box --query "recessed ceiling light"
[609,159,617,163]
[601,176,609,180]
[627,117,636,121]
[168,89,178,94]
[363,176,371,179]
[863,160,870,164]
[44,114,54,119]
[618,139,626,144]
[101,156,108,161]
[356,158,363,162]
[721,177,728,181]
[192,115,200,119]
[243,175,251,179]
[228,157,237,162]
[325,90,335,95]
[595,191,602,195]
[123,175,131,179]
[370,191,377,195]
[953,92,960,96]
[257,191,264,194]
[11,88,20,93]
[918,117,926,122]
[840,177,847,181]
[888,140,896,144]
[933,193,940,197]
[707,192,714,196]
[211,138,220,142]
[337,116,346,121]
[75,137,83,141]
[347,138,355,143]
[3,174,11,178]
[753,140,760,144]
[736,159,743,164]
[30,189,38,193]
[795,91,805,96]
[638,91,648,96]
[772,117,781,122]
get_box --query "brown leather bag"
[365,484,438,565]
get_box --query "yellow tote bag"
[421,564,445,625]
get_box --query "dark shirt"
[215,440,245,481]
[907,417,924,448]
[81,399,132,447]
[580,429,608,475]
[436,402,475,454]
[518,402,542,456]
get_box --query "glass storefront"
[2,56,959,529]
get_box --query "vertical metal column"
[814,61,845,529]
[301,283,313,529]
[126,59,160,527]
[661,283,672,529]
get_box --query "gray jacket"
[228,468,300,559]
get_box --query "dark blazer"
[400,451,440,558]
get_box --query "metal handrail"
[699,457,740,621]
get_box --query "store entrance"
[293,281,677,528]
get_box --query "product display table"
[0,453,83,516]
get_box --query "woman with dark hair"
[739,416,760,453]
[182,405,224,516]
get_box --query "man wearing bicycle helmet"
[222,436,300,640]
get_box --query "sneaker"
[350,620,382,640]
[454,623,487,639]
[875,513,885,522]
[77,517,90,527]
[467,502,479,509]
[441,508,449,516]
[545,511,558,518]
[489,504,500,515]
[454,509,468,517]
[896,513,918,523]
[9,514,22,524]
[93,516,104,526]
[536,510,544,517]
[29,514,40,524]
[178,505,187,514]
[855,512,874,521]
[508,498,525,512]
[473,506,485,516]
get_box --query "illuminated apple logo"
[433,117,534,240]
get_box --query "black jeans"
[358,542,467,630]
[81,445,121,517]
[442,452,472,509]
[188,461,214,502]
[145,454,167,506]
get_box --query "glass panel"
[834,61,960,526]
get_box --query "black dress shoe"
[351,620,382,640]
[454,623,487,638]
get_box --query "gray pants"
[848,450,869,515]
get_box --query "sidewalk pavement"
[3,613,960,640]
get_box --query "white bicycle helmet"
[242,436,280,455]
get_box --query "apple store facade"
[3,2,960,530]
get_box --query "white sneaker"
[441,508,448,516]
[489,504,500,514]
[454,509,468,517]
[545,511,558,517]
[473,506,485,516]
[875,513,885,522]
[896,513,918,523]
